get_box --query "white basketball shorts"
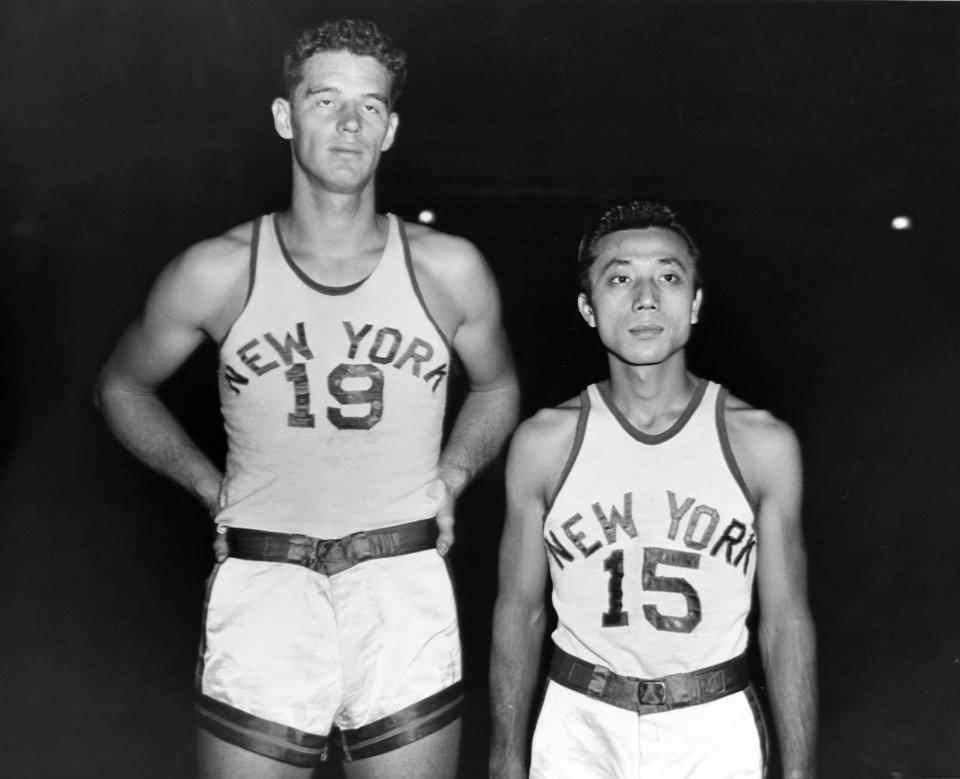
[194,549,462,766]
[531,679,768,778]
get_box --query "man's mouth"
[628,324,664,337]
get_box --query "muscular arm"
[95,236,247,517]
[489,417,552,778]
[742,415,818,777]
[431,239,520,553]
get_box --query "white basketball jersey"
[544,380,757,678]
[216,214,450,538]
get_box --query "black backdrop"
[2,2,959,777]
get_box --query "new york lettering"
[224,320,448,394]
[544,489,756,576]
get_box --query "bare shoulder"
[508,395,584,500]
[399,219,499,342]
[516,395,582,449]
[401,220,494,303]
[166,221,253,292]
[402,219,487,277]
[723,392,802,499]
[153,220,256,340]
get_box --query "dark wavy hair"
[282,19,407,105]
[577,200,702,295]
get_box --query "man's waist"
[549,645,750,714]
[215,488,444,535]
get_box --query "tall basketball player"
[489,200,815,778]
[96,19,518,779]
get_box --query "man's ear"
[272,97,293,140]
[380,112,399,151]
[578,293,596,328]
[691,288,703,324]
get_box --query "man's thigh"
[343,718,460,779]
[197,728,316,779]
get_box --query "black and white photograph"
[2,2,958,777]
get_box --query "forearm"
[440,381,519,496]
[489,597,546,777]
[760,611,818,778]
[97,384,222,515]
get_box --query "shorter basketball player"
[489,200,816,778]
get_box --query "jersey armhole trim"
[217,215,261,350]
[715,386,760,514]
[398,218,452,353]
[544,389,591,517]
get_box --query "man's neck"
[604,354,698,433]
[282,180,384,262]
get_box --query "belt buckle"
[638,680,667,706]
[317,538,344,562]
[349,531,372,564]
[314,531,376,575]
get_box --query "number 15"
[602,547,702,634]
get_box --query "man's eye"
[363,103,380,113]
[662,273,678,283]
[610,275,630,284]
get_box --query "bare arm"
[434,242,520,553]
[489,417,553,779]
[742,415,818,777]
[95,236,247,518]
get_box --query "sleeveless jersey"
[543,380,758,678]
[215,213,450,538]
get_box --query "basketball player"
[489,201,816,778]
[96,19,518,779]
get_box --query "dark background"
[2,1,959,777]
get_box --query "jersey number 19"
[285,362,384,431]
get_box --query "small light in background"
[891,215,912,231]
[418,209,436,225]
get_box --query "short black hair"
[577,200,702,295]
[282,19,407,105]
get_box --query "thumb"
[436,505,455,557]
[213,526,229,563]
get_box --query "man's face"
[578,227,702,368]
[272,50,399,194]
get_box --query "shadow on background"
[1,1,959,777]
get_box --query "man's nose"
[633,279,659,309]
[338,104,361,133]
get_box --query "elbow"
[92,372,108,413]
[494,593,547,634]
[93,368,143,418]
[93,366,122,415]
[759,607,817,656]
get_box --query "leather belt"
[549,646,750,714]
[225,518,438,576]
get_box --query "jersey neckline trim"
[272,212,393,296]
[596,377,709,444]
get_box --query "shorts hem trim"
[341,681,464,761]
[195,693,328,767]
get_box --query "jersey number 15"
[602,547,702,633]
